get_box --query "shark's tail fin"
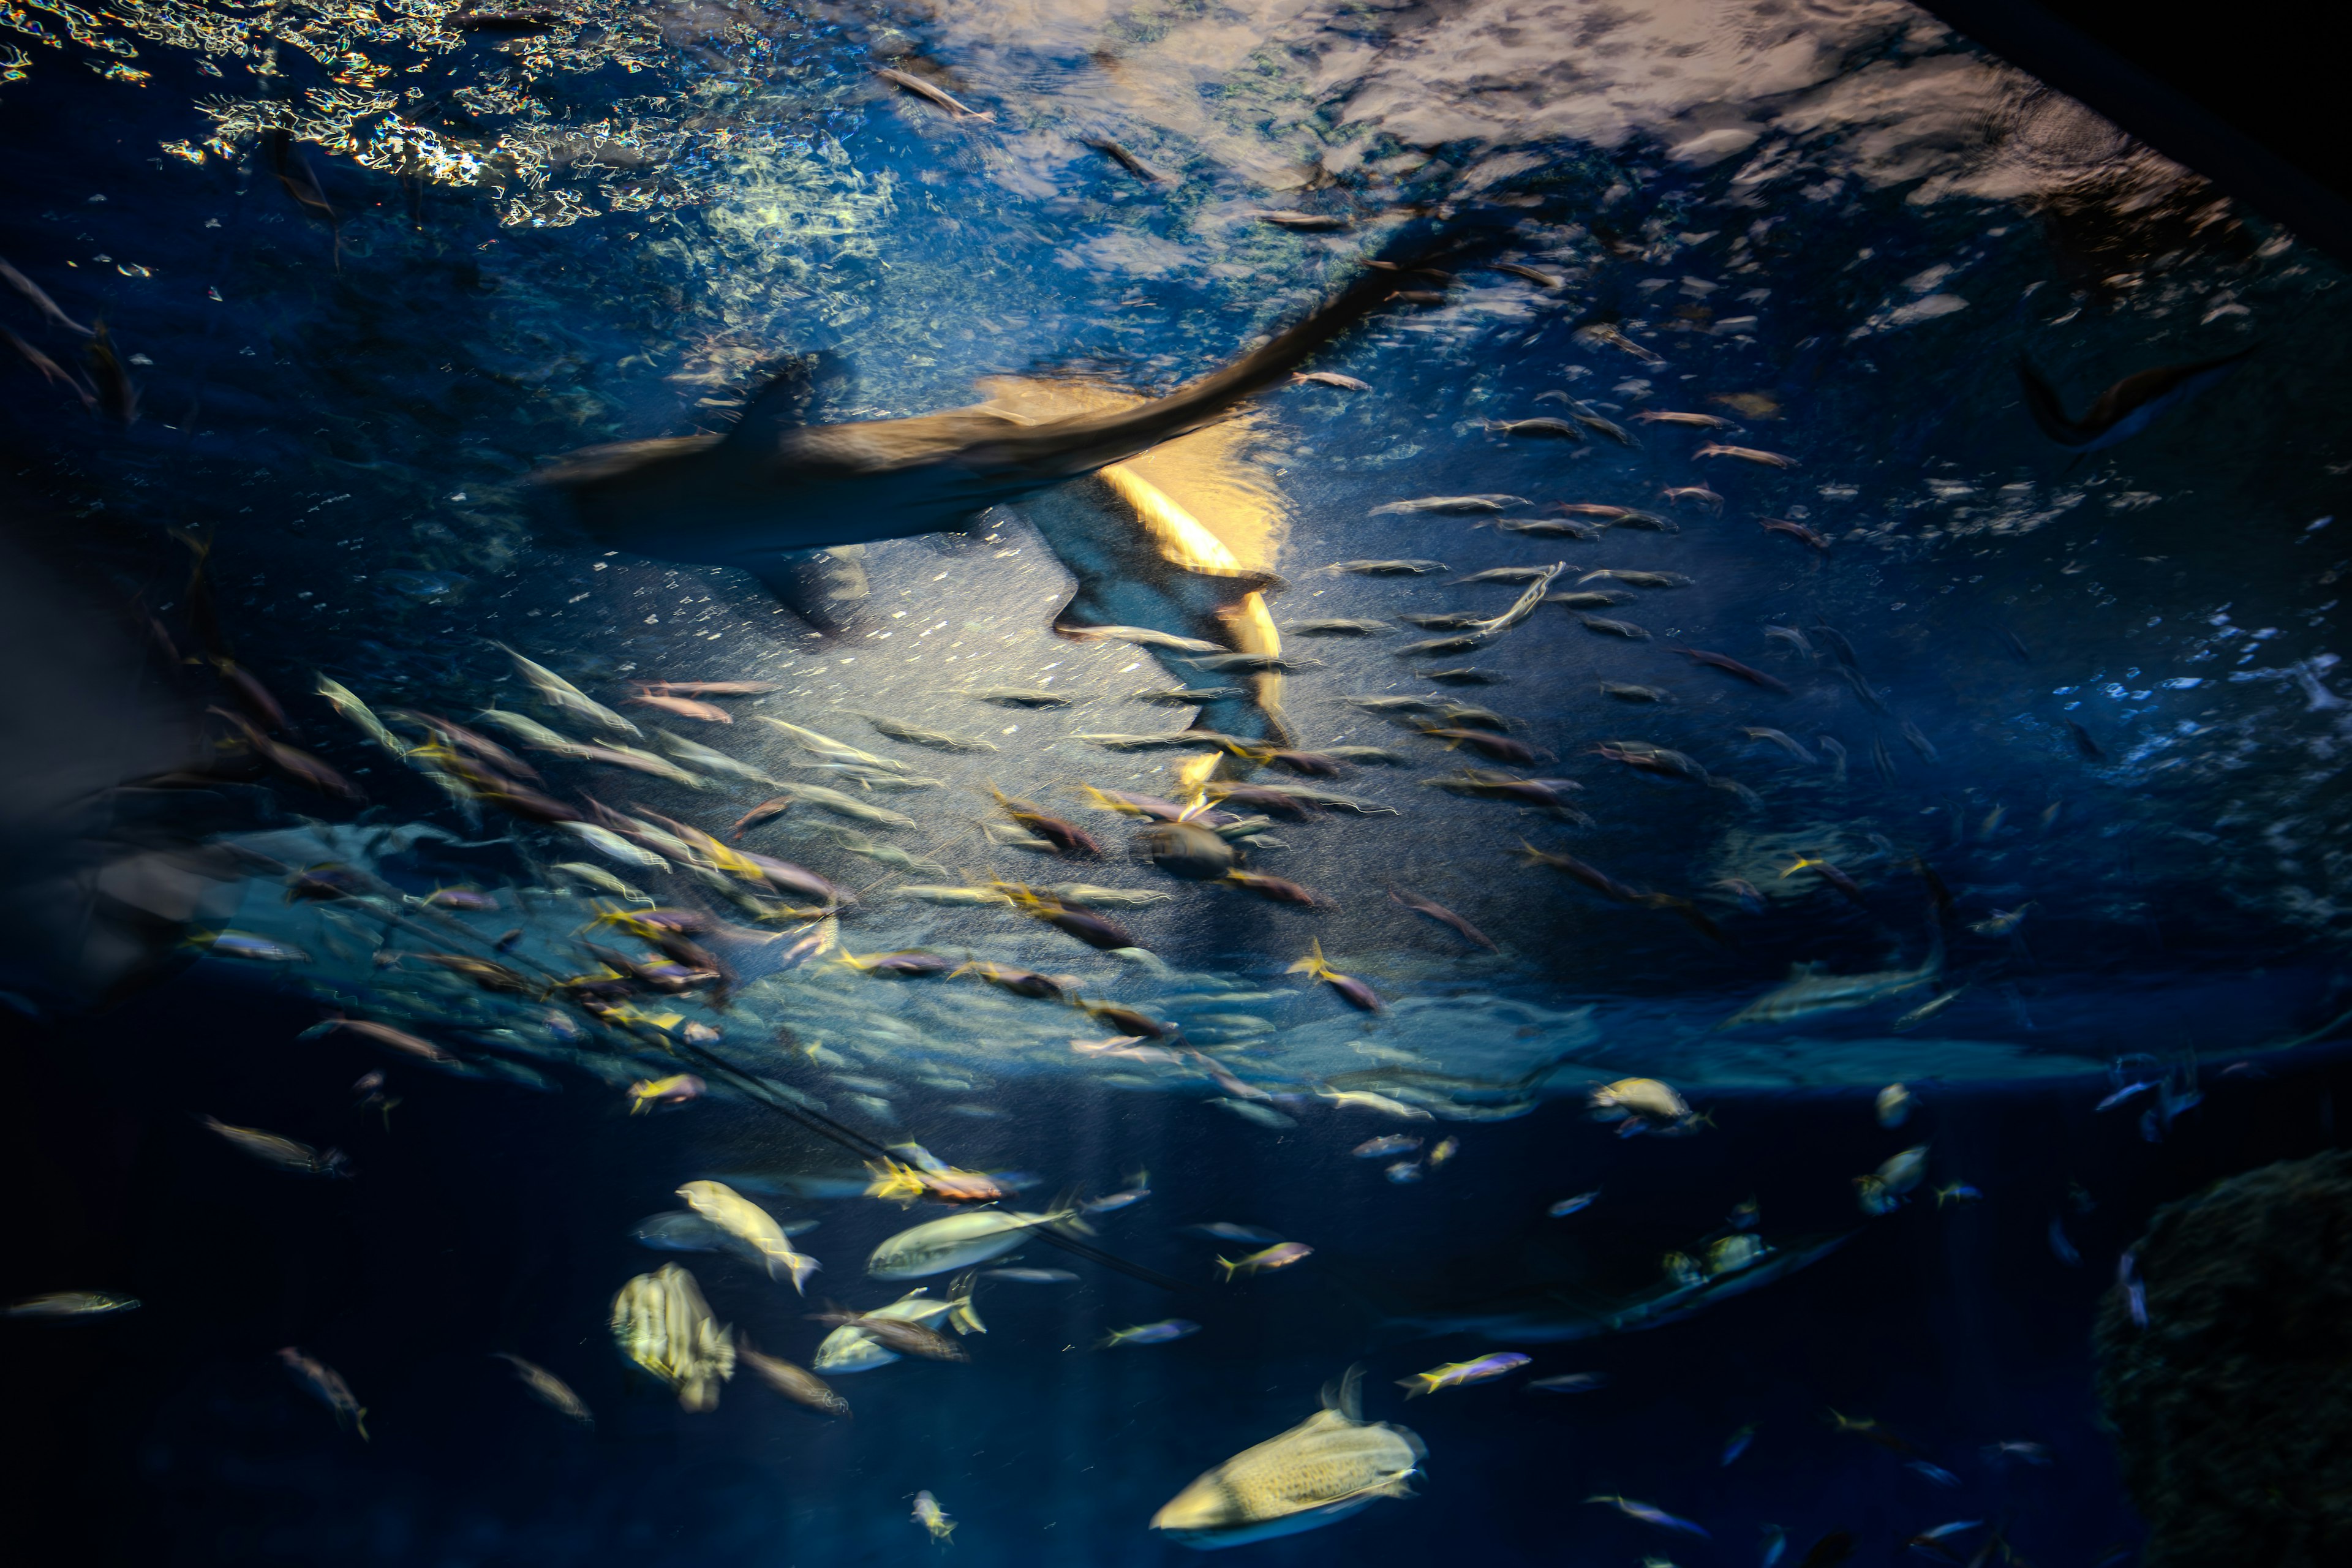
[2015,358,2090,447]
[962,216,1518,484]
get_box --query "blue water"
[3,0,2349,1561]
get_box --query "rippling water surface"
[1,0,2346,1562]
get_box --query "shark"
[537,257,1433,748]
[1716,932,1945,1031]
[2015,345,2254,451]
[1365,1232,1858,1344]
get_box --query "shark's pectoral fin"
[744,546,870,635]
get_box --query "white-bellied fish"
[493,1352,593,1426]
[678,1180,821,1292]
[867,1207,1080,1280]
[6,1291,140,1319]
[911,1490,956,1544]
[812,1288,956,1373]
[1150,1366,1423,1548]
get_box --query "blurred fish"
[3,321,96,411]
[628,1074,706,1113]
[1102,1318,1199,1347]
[1528,1372,1608,1393]
[1150,1366,1422,1547]
[1385,1160,1423,1183]
[965,687,1075,707]
[1354,1136,1422,1158]
[1694,443,1795,469]
[1908,1461,1961,1487]
[1970,904,2034,937]
[1892,989,1962,1031]
[1487,416,1585,440]
[985,1268,1079,1283]
[860,713,997,751]
[1085,1186,1151,1213]
[805,1305,970,1363]
[201,1115,349,1177]
[1933,1183,1981,1208]
[1672,646,1789,693]
[5,1291,138,1318]
[2016,348,2253,450]
[303,1015,453,1065]
[869,1208,1079,1278]
[1294,371,1370,391]
[1761,518,1830,551]
[1289,940,1383,1012]
[1549,1192,1599,1218]
[1721,943,1941,1029]
[1284,617,1392,637]
[498,644,638,737]
[0,253,93,336]
[911,1490,957,1544]
[612,1265,734,1410]
[1428,1139,1458,1167]
[737,1340,850,1416]
[1213,1097,1296,1128]
[1326,559,1450,576]
[1761,1525,1789,1568]
[678,1181,821,1292]
[1875,1084,1914,1128]
[1856,1146,1929,1215]
[1370,495,1526,516]
[876,65,990,118]
[1721,1423,1757,1464]
[1589,1496,1709,1537]
[493,1352,593,1426]
[1216,1242,1313,1280]
[2048,1217,2082,1267]
[1185,1223,1284,1245]
[1398,1352,1529,1396]
[278,1347,368,1439]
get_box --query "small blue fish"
[206,932,312,963]
[983,1268,1079,1284]
[1101,1319,1198,1348]
[1385,1160,1424,1185]
[2095,1081,2156,1112]
[1085,1188,1150,1213]
[1760,1525,1788,1568]
[1721,1422,1757,1465]
[1550,1191,1600,1218]
[2048,1218,2082,1267]
[1981,1440,2051,1466]
[1588,1496,1711,1537]
[1528,1372,1608,1393]
[1907,1461,1961,1487]
[1183,1223,1283,1245]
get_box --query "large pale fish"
[609,1264,736,1411]
[1717,940,1942,1030]
[812,1288,957,1373]
[1151,1366,1424,1549]
[677,1180,821,1292]
[867,1207,1079,1280]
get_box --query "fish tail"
[1213,1256,1237,1282]
[353,1408,370,1442]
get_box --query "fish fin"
[2013,358,2091,447]
[722,352,850,448]
[744,545,872,634]
[354,1408,370,1442]
[1321,1362,1365,1420]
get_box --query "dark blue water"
[4,0,2350,1562]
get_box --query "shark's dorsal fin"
[725,352,850,448]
